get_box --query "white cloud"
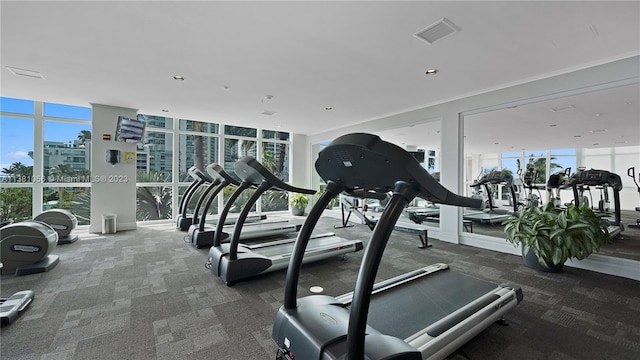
[6,150,30,159]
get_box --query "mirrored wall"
[462,81,640,262]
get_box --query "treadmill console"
[574,169,623,191]
[486,170,513,184]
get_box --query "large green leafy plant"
[503,203,612,268]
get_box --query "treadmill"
[176,166,211,231]
[464,170,516,224]
[190,164,295,248]
[273,133,523,360]
[207,156,364,285]
[566,168,624,238]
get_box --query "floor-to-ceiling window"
[2,98,293,225]
[176,119,220,219]
[261,130,290,212]
[1,97,92,224]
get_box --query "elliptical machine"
[628,166,640,229]
[0,220,59,276]
[33,209,79,244]
[517,166,541,210]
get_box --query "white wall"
[89,104,138,233]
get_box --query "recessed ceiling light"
[494,142,499,145]
[325,107,333,111]
[161,109,169,112]
[549,124,557,127]
[594,113,604,117]
[425,69,438,75]
[573,135,581,138]
[261,110,277,116]
[173,75,185,80]
[593,143,599,146]
[590,129,608,133]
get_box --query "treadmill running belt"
[366,269,498,340]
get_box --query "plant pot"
[521,245,563,273]
[291,206,305,216]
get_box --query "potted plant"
[289,193,309,216]
[502,203,612,272]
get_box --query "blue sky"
[0,97,92,171]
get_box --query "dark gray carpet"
[1,216,639,359]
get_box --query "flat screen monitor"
[115,116,145,142]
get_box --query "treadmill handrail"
[228,181,272,260]
[191,177,222,225]
[206,163,241,187]
[234,156,316,195]
[284,181,343,309]
[189,166,215,183]
[223,157,314,260]
[197,164,241,230]
[346,183,416,359]
[178,178,200,217]
[212,181,252,246]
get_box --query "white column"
[439,112,463,243]
[89,104,138,233]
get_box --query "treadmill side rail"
[408,285,522,360]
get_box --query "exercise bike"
[628,166,640,229]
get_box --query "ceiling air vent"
[6,66,45,79]
[261,110,277,116]
[414,18,460,44]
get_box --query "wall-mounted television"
[115,116,145,142]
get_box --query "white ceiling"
[1,1,639,152]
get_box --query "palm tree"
[63,188,91,225]
[2,162,33,177]
[50,164,75,206]
[526,155,563,184]
[136,170,172,221]
[240,139,256,157]
[192,121,204,170]
[77,130,92,145]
